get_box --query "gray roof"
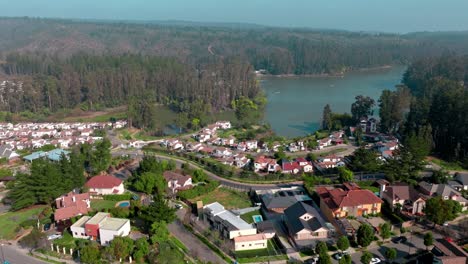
[455,173,468,185]
[261,190,311,210]
[284,202,328,235]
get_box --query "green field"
[189,187,251,209]
[0,206,46,239]
[90,199,116,211]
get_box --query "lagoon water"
[261,66,406,138]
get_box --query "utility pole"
[0,243,5,264]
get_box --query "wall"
[235,239,267,251]
[99,221,131,245]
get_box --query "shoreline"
[256,65,396,79]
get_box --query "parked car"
[370,257,381,264]
[47,234,62,240]
[332,253,344,260]
[392,236,407,244]
[43,223,51,231]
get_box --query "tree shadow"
[288,122,320,135]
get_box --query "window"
[74,232,77,235]
[81,233,85,236]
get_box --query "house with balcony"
[418,181,468,211]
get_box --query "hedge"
[102,193,132,201]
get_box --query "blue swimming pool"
[252,215,263,223]
[118,201,130,207]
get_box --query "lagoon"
[261,66,406,138]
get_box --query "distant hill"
[1,17,468,75]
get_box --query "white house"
[163,171,193,192]
[85,175,125,195]
[70,212,131,245]
[215,121,232,130]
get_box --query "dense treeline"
[2,18,468,75]
[398,56,468,165]
[0,53,259,119]
[8,139,112,210]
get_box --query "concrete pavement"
[1,244,47,264]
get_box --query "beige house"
[234,233,268,251]
[380,182,425,215]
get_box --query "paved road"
[0,244,47,264]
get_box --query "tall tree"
[322,104,333,131]
[337,236,350,252]
[351,95,375,122]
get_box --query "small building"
[23,148,70,162]
[0,144,19,160]
[85,174,124,195]
[454,172,468,191]
[70,212,131,245]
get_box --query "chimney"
[72,196,76,202]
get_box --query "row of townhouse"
[0,120,126,154]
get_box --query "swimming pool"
[117,201,130,207]
[252,215,263,223]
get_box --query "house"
[316,182,383,222]
[296,158,313,173]
[254,156,279,173]
[232,154,250,168]
[359,117,377,133]
[454,172,468,191]
[186,142,203,152]
[195,133,211,143]
[418,182,468,211]
[163,171,192,192]
[54,192,91,222]
[85,174,125,195]
[233,233,268,251]
[0,145,19,160]
[314,155,345,171]
[380,183,425,216]
[202,202,257,239]
[317,138,332,150]
[212,147,232,158]
[282,161,301,174]
[70,212,131,245]
[245,140,258,150]
[284,202,334,246]
[215,121,232,130]
[432,238,468,264]
[257,187,312,214]
[219,136,236,146]
[165,139,184,150]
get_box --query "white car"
[47,234,62,240]
[370,257,381,264]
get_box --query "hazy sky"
[1,0,468,33]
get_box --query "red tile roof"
[85,174,122,189]
[316,185,382,211]
[282,161,301,171]
[54,200,89,221]
[55,192,90,209]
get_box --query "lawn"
[358,180,380,193]
[235,240,287,263]
[318,147,348,157]
[240,210,261,224]
[429,157,465,171]
[0,206,46,239]
[189,187,251,209]
[90,199,116,211]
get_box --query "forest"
[381,56,468,165]
[0,53,259,128]
[2,17,468,75]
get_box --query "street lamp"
[0,243,5,264]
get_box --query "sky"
[1,0,468,33]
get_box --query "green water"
[261,66,406,137]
